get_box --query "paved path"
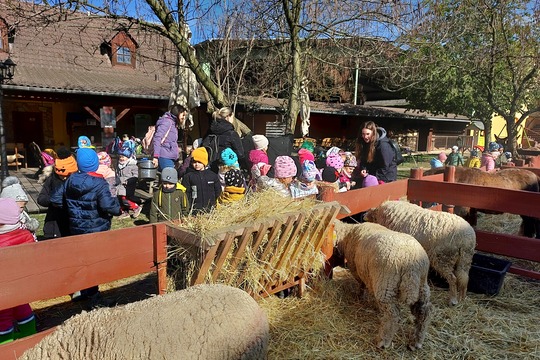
[9,167,46,214]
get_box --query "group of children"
[431,142,514,171]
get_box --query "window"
[117,46,131,64]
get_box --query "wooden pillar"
[318,184,336,203]
[443,166,456,214]
[153,223,168,295]
[409,168,424,206]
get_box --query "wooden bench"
[4,143,27,171]
[0,223,168,359]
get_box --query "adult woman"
[206,107,244,171]
[152,104,188,171]
[355,121,397,183]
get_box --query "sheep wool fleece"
[334,220,432,350]
[21,284,269,360]
[364,200,476,306]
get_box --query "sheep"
[364,200,476,305]
[21,284,269,360]
[334,220,432,350]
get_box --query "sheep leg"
[455,259,472,302]
[409,284,432,350]
[434,264,458,305]
[376,302,399,349]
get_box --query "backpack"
[389,139,404,165]
[202,134,220,164]
[142,126,156,155]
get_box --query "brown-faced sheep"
[21,284,269,360]
[364,200,476,305]
[334,220,432,350]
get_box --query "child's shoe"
[132,205,143,218]
[118,211,131,219]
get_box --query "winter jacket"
[481,152,497,171]
[289,181,319,199]
[37,173,71,239]
[0,227,35,247]
[116,157,139,197]
[256,176,291,197]
[51,171,121,235]
[358,127,397,183]
[430,158,444,169]
[217,186,245,204]
[466,157,481,168]
[149,184,189,223]
[96,164,117,196]
[209,119,244,160]
[445,152,464,166]
[181,167,222,214]
[153,112,179,161]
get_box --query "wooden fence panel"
[0,224,167,311]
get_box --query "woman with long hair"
[355,121,397,183]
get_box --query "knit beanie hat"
[117,146,133,158]
[452,145,459,151]
[504,151,512,159]
[252,135,269,150]
[300,141,315,153]
[298,148,315,164]
[224,169,244,187]
[471,149,479,157]
[55,155,78,176]
[344,155,357,168]
[161,167,178,184]
[1,176,28,202]
[301,160,320,182]
[438,152,447,162]
[326,154,344,169]
[326,146,342,158]
[274,156,297,178]
[76,147,99,173]
[192,147,209,166]
[249,149,269,166]
[97,151,112,167]
[221,148,239,167]
[488,142,499,152]
[321,166,339,183]
[363,175,379,187]
[0,198,21,225]
[77,135,95,149]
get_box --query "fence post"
[153,223,168,295]
[318,185,336,203]
[409,168,424,206]
[443,166,456,214]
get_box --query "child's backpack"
[389,139,404,165]
[106,136,122,155]
[142,125,156,155]
[202,134,220,164]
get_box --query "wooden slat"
[152,223,168,295]
[475,230,540,263]
[407,180,540,218]
[274,213,306,271]
[329,179,409,218]
[0,225,158,310]
[307,206,341,272]
[267,215,297,276]
[258,218,287,267]
[287,213,320,271]
[229,227,256,270]
[191,243,221,285]
[0,327,56,359]
[210,232,237,282]
[235,223,271,287]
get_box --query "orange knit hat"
[55,155,78,176]
[191,147,209,166]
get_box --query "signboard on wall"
[100,107,116,128]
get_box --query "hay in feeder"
[259,267,540,359]
[166,191,329,295]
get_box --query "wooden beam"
[84,106,101,122]
[116,108,131,122]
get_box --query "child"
[37,147,77,240]
[339,155,357,189]
[326,153,348,190]
[298,148,315,165]
[466,149,481,168]
[250,162,272,192]
[445,146,464,166]
[149,167,189,223]
[319,166,345,192]
[0,198,37,344]
[218,168,246,204]
[256,155,296,197]
[290,160,319,198]
[1,176,40,235]
[181,147,222,215]
[218,148,240,189]
[504,151,515,166]
[249,135,269,169]
[481,142,500,171]
[116,146,143,219]
[96,151,118,196]
[430,152,447,169]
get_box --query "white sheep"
[364,200,476,305]
[21,284,269,360]
[334,220,432,350]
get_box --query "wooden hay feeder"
[166,201,341,298]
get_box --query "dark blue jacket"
[51,171,121,235]
[181,167,221,214]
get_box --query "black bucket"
[138,159,157,180]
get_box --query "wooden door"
[12,111,43,167]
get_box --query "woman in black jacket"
[355,121,397,184]
[206,107,244,172]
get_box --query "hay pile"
[259,268,540,359]
[166,191,329,295]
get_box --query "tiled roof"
[1,1,179,99]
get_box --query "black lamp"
[0,57,17,181]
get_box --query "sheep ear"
[339,205,351,215]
